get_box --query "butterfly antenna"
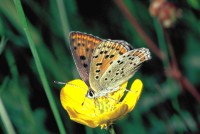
[54,81,90,106]
[124,88,138,94]
[54,81,66,85]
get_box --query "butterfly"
[69,31,151,99]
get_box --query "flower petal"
[60,79,100,127]
[60,79,88,108]
[60,79,97,115]
[122,79,143,112]
[67,106,99,128]
[97,104,128,129]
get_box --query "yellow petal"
[60,79,87,108]
[60,79,96,115]
[67,106,99,128]
[97,104,128,129]
[122,79,143,112]
[99,104,127,122]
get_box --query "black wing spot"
[119,61,124,65]
[96,63,102,66]
[105,78,108,80]
[122,74,125,77]
[86,48,89,52]
[100,51,104,54]
[119,52,123,55]
[121,68,124,70]
[80,56,86,60]
[71,38,75,42]
[104,51,108,54]
[130,62,133,64]
[110,61,113,65]
[111,78,113,81]
[117,60,120,63]
[74,46,77,50]
[116,73,119,75]
[78,43,81,46]
[95,76,99,79]
[83,63,88,68]
[120,71,124,74]
[96,70,100,73]
[110,55,114,58]
[108,70,111,73]
[105,55,109,59]
[93,55,98,58]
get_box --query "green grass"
[12,0,66,133]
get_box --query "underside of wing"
[100,48,151,89]
[89,40,133,92]
[69,31,103,84]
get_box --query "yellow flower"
[60,79,143,129]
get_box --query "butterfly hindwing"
[89,40,132,93]
[69,31,103,85]
[100,48,151,90]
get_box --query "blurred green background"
[0,0,200,133]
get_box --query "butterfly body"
[69,31,151,98]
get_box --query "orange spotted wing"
[89,40,133,92]
[69,31,103,85]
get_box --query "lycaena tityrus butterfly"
[69,31,151,99]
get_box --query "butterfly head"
[86,88,95,99]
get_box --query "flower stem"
[107,125,116,134]
[0,97,16,134]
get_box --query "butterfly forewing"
[89,40,132,93]
[69,31,103,85]
[100,48,151,90]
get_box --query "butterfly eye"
[87,90,95,98]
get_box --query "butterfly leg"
[124,88,138,94]
[105,94,121,104]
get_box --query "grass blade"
[12,0,66,133]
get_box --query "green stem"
[56,0,70,45]
[107,125,116,134]
[0,77,15,134]
[153,19,170,70]
[0,36,8,54]
[153,19,174,86]
[0,98,16,134]
[13,0,66,133]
